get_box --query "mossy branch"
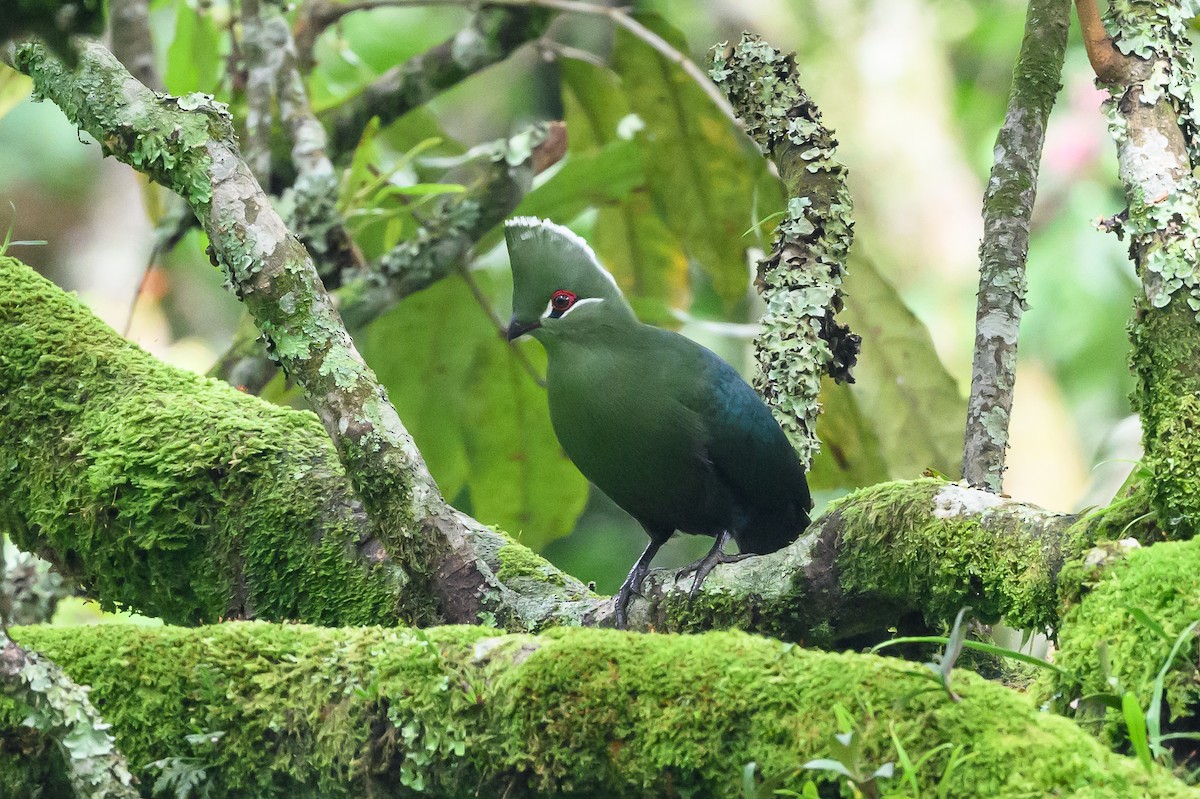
[961,0,1069,493]
[11,39,448,612]
[1088,2,1200,538]
[2,623,1195,798]
[0,256,1152,641]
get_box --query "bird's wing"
[684,347,813,520]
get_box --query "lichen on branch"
[710,34,858,468]
[1088,1,1200,539]
[961,0,1069,493]
[12,39,448,611]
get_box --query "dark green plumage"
[504,217,812,626]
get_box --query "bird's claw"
[675,552,751,582]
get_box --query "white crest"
[505,217,621,291]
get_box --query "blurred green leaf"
[807,381,889,491]
[593,196,689,328]
[842,257,965,479]
[559,57,689,327]
[0,69,32,123]
[507,139,643,228]
[164,3,221,96]
[360,277,478,502]
[611,14,768,308]
[559,57,629,153]
[361,273,588,547]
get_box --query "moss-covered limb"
[0,274,1134,636]
[962,0,1069,493]
[3,623,1196,798]
[0,631,139,798]
[1089,3,1200,539]
[315,4,552,158]
[0,254,416,625]
[709,35,858,469]
[0,253,601,629]
[209,122,566,394]
[1046,537,1200,758]
[633,479,1117,643]
[0,260,1152,640]
[13,40,450,606]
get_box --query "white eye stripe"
[541,296,604,320]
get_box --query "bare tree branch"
[106,0,163,91]
[961,0,1070,492]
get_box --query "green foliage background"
[0,0,1135,594]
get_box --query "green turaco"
[504,217,812,627]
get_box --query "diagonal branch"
[314,4,553,158]
[961,0,1070,492]
[11,40,448,615]
[0,631,139,798]
[209,122,567,394]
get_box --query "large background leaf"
[610,14,777,308]
[842,257,965,479]
[361,273,589,548]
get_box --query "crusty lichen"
[709,35,857,468]
[14,41,224,212]
[1,622,1194,797]
[1096,3,1200,542]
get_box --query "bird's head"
[504,217,634,342]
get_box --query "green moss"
[831,479,1073,632]
[1131,300,1200,539]
[1046,539,1200,751]
[496,543,565,587]
[5,622,1192,798]
[0,256,404,625]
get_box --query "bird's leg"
[614,538,664,629]
[677,530,751,598]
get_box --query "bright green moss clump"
[0,256,405,625]
[1048,539,1200,749]
[1,622,1194,797]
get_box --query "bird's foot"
[614,582,635,629]
[675,551,751,582]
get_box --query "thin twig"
[459,264,547,388]
[305,0,739,124]
[1074,0,1126,82]
[121,249,155,337]
[961,0,1069,492]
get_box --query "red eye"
[551,290,577,313]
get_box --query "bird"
[504,217,812,627]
